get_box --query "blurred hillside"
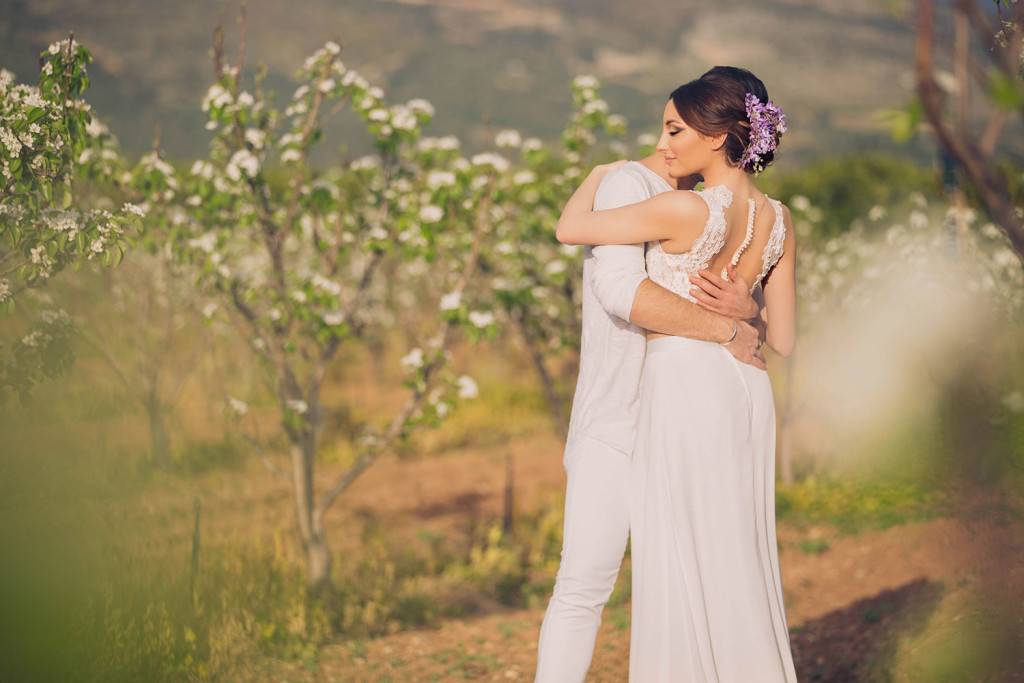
[0,0,1007,164]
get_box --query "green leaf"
[989,70,1024,111]
[879,99,924,143]
[27,107,46,124]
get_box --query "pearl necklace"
[721,197,756,280]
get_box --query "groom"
[534,151,763,682]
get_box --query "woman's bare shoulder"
[661,188,711,224]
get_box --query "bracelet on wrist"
[721,320,738,347]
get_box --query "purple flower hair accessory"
[739,93,787,174]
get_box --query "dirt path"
[219,432,1022,683]
[246,517,1008,682]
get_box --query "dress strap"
[721,198,756,280]
[756,199,786,287]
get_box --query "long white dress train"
[629,185,798,682]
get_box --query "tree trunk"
[145,395,173,471]
[514,313,569,439]
[290,432,332,593]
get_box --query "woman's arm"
[555,164,703,246]
[761,206,796,357]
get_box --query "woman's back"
[647,185,787,303]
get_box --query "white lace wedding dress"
[629,185,798,682]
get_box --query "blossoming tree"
[133,30,535,590]
[0,35,141,403]
[476,75,630,437]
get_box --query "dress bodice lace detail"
[646,185,786,303]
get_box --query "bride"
[557,66,798,682]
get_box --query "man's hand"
[689,263,759,321]
[594,160,629,176]
[724,319,766,370]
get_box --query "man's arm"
[629,280,765,369]
[587,166,765,369]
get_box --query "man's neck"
[638,151,693,190]
[638,152,671,185]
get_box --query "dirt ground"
[203,429,1024,683]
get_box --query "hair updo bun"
[669,66,782,175]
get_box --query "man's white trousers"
[535,436,631,682]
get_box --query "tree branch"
[915,0,1024,257]
[313,179,496,519]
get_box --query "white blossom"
[419,205,444,224]
[122,202,146,218]
[188,233,217,254]
[286,399,308,414]
[468,311,495,328]
[456,375,478,400]
[244,128,266,149]
[391,106,417,131]
[228,397,249,416]
[311,273,342,296]
[636,133,657,148]
[472,152,509,172]
[401,347,424,372]
[522,137,543,153]
[202,83,233,112]
[85,116,106,138]
[437,135,460,151]
[495,129,522,148]
[322,311,345,326]
[513,170,536,185]
[228,149,260,180]
[545,260,566,276]
[351,155,379,171]
[426,170,456,189]
[440,291,461,311]
[406,98,435,117]
[573,74,600,90]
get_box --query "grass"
[5,289,1016,680]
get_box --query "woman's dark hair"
[669,66,778,174]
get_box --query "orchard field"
[3,5,1024,682]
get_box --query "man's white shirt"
[565,161,674,456]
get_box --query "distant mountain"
[1,0,1009,166]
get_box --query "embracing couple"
[535,66,798,682]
